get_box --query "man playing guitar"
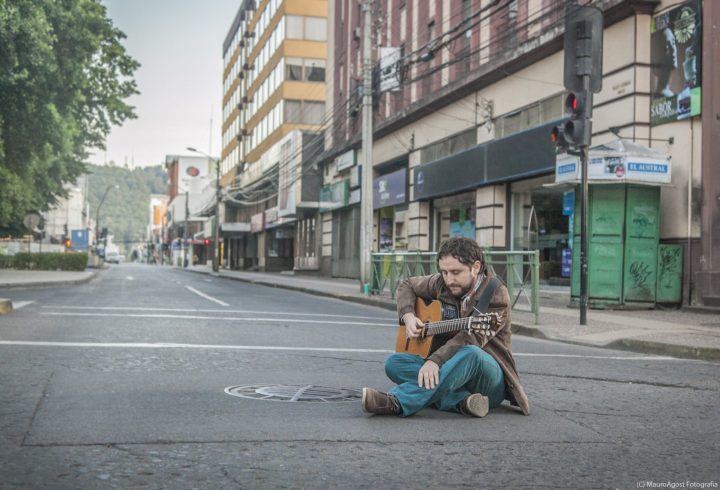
[362,237,530,418]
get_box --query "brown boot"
[458,393,489,417]
[361,388,401,415]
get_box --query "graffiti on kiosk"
[629,261,652,289]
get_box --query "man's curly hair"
[437,237,486,272]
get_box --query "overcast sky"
[89,0,240,168]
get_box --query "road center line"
[0,340,393,354]
[0,340,699,361]
[185,286,229,306]
[40,306,392,321]
[40,312,390,326]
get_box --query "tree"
[0,0,139,232]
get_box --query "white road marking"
[0,340,704,362]
[514,353,681,361]
[126,276,135,281]
[40,305,392,321]
[204,279,212,282]
[0,340,393,354]
[11,301,34,310]
[40,312,389,326]
[185,286,229,306]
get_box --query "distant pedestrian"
[362,237,529,418]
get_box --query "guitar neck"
[424,317,472,337]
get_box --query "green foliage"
[4,252,88,271]
[87,164,167,250]
[0,0,139,229]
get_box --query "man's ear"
[472,260,482,274]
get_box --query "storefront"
[374,167,408,252]
[510,175,570,283]
[265,207,294,272]
[431,191,477,250]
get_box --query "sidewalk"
[184,265,720,362]
[1,266,719,361]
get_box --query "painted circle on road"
[224,384,362,402]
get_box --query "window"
[495,93,565,138]
[285,15,327,41]
[305,17,327,41]
[286,57,303,80]
[284,100,302,123]
[287,15,304,39]
[283,100,325,125]
[306,60,326,82]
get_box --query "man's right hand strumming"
[402,312,425,339]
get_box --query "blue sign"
[562,190,574,216]
[561,248,572,278]
[70,229,89,251]
[627,162,668,173]
[373,168,407,210]
[558,163,576,175]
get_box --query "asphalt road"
[1,263,718,489]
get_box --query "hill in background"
[87,164,167,251]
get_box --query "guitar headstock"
[467,312,500,333]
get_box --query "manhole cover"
[225,384,362,403]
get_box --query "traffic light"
[204,239,210,246]
[563,4,603,93]
[563,91,591,147]
[551,125,569,151]
[64,238,71,249]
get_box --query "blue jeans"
[385,345,506,417]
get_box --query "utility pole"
[360,0,374,293]
[214,157,221,273]
[184,190,189,268]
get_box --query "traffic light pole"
[579,131,589,325]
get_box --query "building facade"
[220,0,328,271]
[316,0,718,305]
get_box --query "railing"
[371,249,540,324]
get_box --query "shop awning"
[552,139,672,187]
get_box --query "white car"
[105,252,125,264]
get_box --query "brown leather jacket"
[396,272,530,415]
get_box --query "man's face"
[438,255,481,298]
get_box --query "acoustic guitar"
[395,298,499,358]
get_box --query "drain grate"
[224,384,362,403]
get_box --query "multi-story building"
[317,0,718,306]
[220,0,328,271]
[164,155,215,266]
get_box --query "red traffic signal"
[565,92,586,115]
[204,239,210,246]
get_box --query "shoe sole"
[361,387,370,413]
[466,394,489,417]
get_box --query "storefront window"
[511,177,570,282]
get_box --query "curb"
[183,268,720,362]
[0,271,98,290]
[0,298,12,315]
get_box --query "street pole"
[359,0,374,293]
[185,190,189,268]
[214,157,221,272]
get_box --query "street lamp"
[187,147,221,272]
[95,184,119,251]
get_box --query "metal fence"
[370,249,540,324]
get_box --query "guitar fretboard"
[424,315,492,336]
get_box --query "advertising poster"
[449,207,475,239]
[650,0,702,126]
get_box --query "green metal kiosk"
[554,140,682,308]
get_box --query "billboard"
[650,0,702,126]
